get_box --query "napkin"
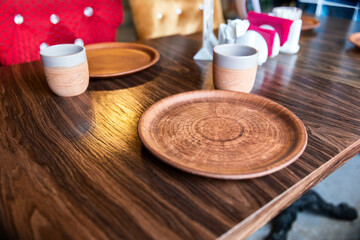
[272,7,302,20]
[247,11,293,46]
[218,19,250,44]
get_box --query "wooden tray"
[138,90,308,179]
[301,16,320,31]
[85,42,160,77]
[349,32,360,48]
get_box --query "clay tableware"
[349,32,360,49]
[85,42,159,77]
[138,90,308,179]
[213,44,259,93]
[40,44,89,97]
[301,16,320,31]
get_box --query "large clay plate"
[349,32,360,48]
[85,42,160,77]
[138,90,308,179]
[301,16,320,31]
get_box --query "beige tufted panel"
[129,0,224,40]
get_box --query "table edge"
[217,138,360,240]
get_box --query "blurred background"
[117,0,359,41]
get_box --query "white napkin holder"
[271,7,303,54]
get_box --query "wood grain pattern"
[85,42,160,77]
[138,90,307,179]
[43,61,89,97]
[213,65,257,93]
[0,16,359,240]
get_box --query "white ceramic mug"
[213,44,258,93]
[40,44,89,97]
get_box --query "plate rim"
[348,32,360,48]
[138,90,308,179]
[85,42,160,78]
[301,16,321,31]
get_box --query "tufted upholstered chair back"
[0,0,123,66]
[128,0,224,40]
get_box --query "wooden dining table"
[0,16,359,240]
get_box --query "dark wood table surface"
[1,16,359,240]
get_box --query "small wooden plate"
[349,32,360,48]
[85,42,160,77]
[138,90,308,179]
[301,16,320,31]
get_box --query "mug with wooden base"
[213,44,258,93]
[40,44,89,97]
